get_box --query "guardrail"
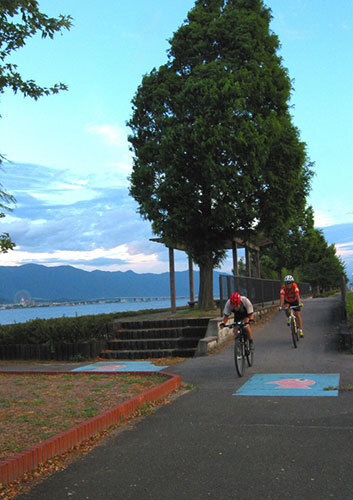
[219,274,311,315]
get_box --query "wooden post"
[256,250,261,278]
[219,274,224,315]
[169,247,176,313]
[188,255,195,307]
[232,240,239,276]
[245,246,251,277]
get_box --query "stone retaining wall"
[195,301,279,356]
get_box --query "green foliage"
[0,179,16,253]
[259,254,278,280]
[312,289,339,298]
[0,1,72,251]
[261,205,347,290]
[0,314,111,348]
[296,209,347,290]
[0,1,72,98]
[0,306,182,347]
[128,0,313,308]
[346,291,353,328]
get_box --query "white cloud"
[29,187,99,206]
[86,124,129,147]
[0,244,160,271]
[55,182,87,190]
[335,242,353,258]
[313,210,335,228]
[111,161,132,175]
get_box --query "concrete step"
[106,337,201,350]
[99,348,196,359]
[100,318,212,359]
[113,318,210,330]
[111,326,207,340]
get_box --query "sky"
[0,0,352,279]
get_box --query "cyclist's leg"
[295,310,302,329]
[295,310,303,336]
[243,323,254,350]
[284,301,290,325]
[245,324,253,340]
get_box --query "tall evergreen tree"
[297,209,346,291]
[128,0,312,308]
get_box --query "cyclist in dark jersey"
[220,292,254,349]
[279,275,304,337]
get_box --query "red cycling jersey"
[280,283,299,303]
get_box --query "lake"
[0,298,190,325]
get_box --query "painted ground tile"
[72,361,168,372]
[233,373,340,397]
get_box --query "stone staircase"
[99,318,211,359]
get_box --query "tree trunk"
[198,254,215,310]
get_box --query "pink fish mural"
[266,378,316,389]
[97,364,127,371]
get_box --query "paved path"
[18,296,353,499]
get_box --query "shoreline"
[0,296,190,311]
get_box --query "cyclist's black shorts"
[284,299,300,311]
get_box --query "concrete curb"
[338,322,353,350]
[0,370,181,487]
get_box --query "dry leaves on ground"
[0,369,186,500]
[0,371,165,462]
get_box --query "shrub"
[346,291,353,328]
[0,307,179,347]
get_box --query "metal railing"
[219,274,312,315]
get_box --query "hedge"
[0,307,178,349]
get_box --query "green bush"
[0,307,179,348]
[313,289,340,298]
[346,291,353,328]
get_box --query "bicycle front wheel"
[234,338,245,376]
[291,320,297,348]
[245,339,254,367]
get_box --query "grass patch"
[324,385,353,391]
[0,372,165,462]
[313,289,340,298]
[346,291,353,327]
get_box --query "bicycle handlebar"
[279,303,303,311]
[221,319,255,328]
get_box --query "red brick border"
[0,370,181,487]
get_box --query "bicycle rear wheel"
[245,339,254,367]
[291,320,297,348]
[234,338,245,376]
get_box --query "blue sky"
[0,0,352,278]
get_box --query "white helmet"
[284,275,294,283]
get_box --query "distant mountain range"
[0,222,351,303]
[0,264,222,303]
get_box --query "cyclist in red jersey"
[279,275,304,337]
[220,292,255,349]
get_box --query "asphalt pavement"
[17,295,353,500]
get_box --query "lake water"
[0,298,190,325]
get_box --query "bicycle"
[280,304,302,348]
[221,319,255,377]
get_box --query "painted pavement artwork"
[72,361,168,372]
[233,373,340,397]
